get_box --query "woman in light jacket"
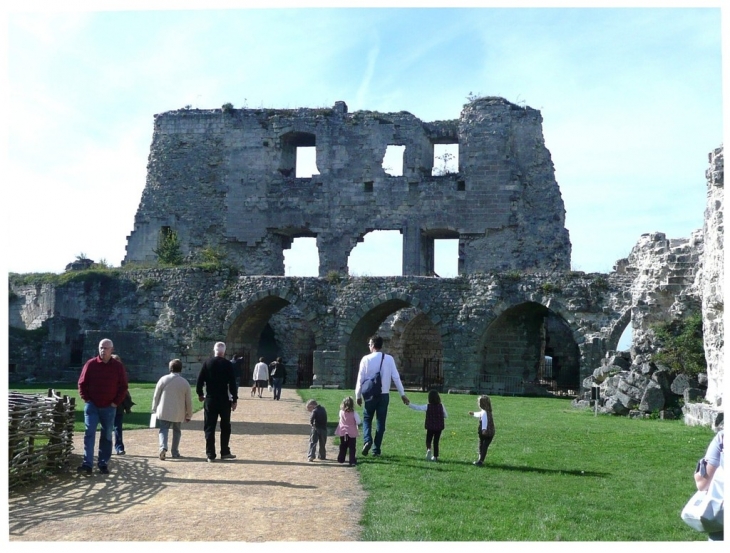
[152,358,193,460]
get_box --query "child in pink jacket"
[335,396,361,466]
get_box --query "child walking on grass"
[335,396,361,466]
[408,389,447,461]
[469,394,495,466]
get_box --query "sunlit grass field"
[297,388,715,541]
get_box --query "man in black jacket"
[196,342,238,462]
[269,357,286,401]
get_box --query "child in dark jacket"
[306,399,328,461]
[408,389,448,461]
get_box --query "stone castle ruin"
[8,98,723,427]
[124,98,571,276]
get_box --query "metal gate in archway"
[297,353,313,388]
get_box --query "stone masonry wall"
[698,146,724,405]
[124,98,571,276]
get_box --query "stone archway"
[391,311,444,390]
[340,293,449,389]
[606,308,632,352]
[224,290,320,386]
[478,301,580,395]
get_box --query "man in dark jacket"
[269,357,287,401]
[77,338,129,476]
[196,342,238,462]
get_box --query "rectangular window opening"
[433,143,459,176]
[296,146,320,178]
[364,181,374,193]
[434,238,459,278]
[382,145,405,177]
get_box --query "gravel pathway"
[9,388,363,542]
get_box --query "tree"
[651,313,706,377]
[154,228,184,266]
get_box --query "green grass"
[298,389,716,541]
[9,382,205,433]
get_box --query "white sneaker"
[425,449,432,461]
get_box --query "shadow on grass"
[360,453,610,478]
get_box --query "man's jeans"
[83,402,116,468]
[272,377,283,400]
[158,419,182,456]
[362,393,390,455]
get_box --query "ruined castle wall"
[614,230,703,355]
[124,98,571,276]
[9,269,633,389]
[699,146,724,405]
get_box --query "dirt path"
[8,388,364,542]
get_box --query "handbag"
[681,455,724,533]
[361,353,385,402]
[149,413,157,428]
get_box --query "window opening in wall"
[434,239,458,277]
[348,230,402,276]
[432,143,459,176]
[296,147,320,178]
[457,180,466,191]
[382,145,405,177]
[284,237,319,276]
[618,325,632,351]
[364,181,374,193]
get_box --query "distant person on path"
[335,396,361,466]
[469,395,496,466]
[355,335,410,457]
[77,338,129,476]
[231,354,245,391]
[196,342,238,462]
[693,429,724,541]
[253,357,269,398]
[152,358,193,460]
[306,399,328,461]
[111,353,135,455]
[269,357,286,401]
[408,389,447,462]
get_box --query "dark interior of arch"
[344,298,411,387]
[225,295,290,364]
[481,302,580,393]
[394,312,443,389]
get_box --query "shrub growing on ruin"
[154,228,184,266]
[651,313,706,377]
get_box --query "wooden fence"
[8,389,76,489]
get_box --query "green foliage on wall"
[651,313,706,377]
[154,228,184,266]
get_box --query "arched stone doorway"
[225,295,317,388]
[388,309,444,390]
[343,298,443,390]
[479,302,580,395]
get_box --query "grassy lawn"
[297,388,716,541]
[9,382,205,432]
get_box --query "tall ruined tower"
[124,97,571,276]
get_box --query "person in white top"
[151,358,193,460]
[252,357,269,398]
[355,335,410,457]
[468,395,496,466]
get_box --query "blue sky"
[2,1,726,278]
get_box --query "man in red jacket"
[77,338,129,476]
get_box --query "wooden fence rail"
[8,389,76,489]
